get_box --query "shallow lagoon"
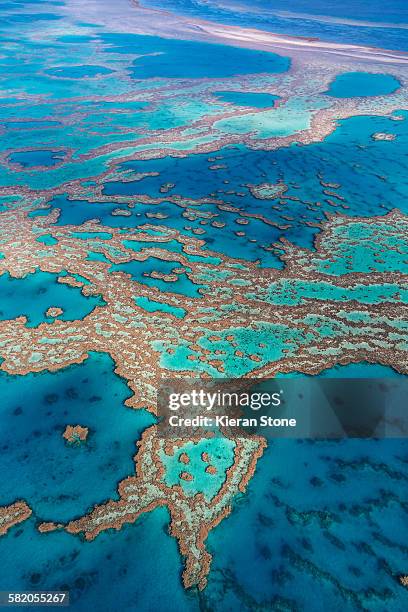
[100,33,291,79]
[134,296,186,319]
[160,438,235,501]
[8,150,66,168]
[111,258,205,298]
[0,352,155,521]
[44,104,408,268]
[44,65,115,79]
[325,72,401,98]
[213,91,280,108]
[104,111,408,265]
[0,270,104,327]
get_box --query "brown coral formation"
[45,306,63,318]
[371,132,396,141]
[398,575,408,588]
[0,208,406,403]
[205,465,217,475]
[0,198,406,591]
[180,471,193,482]
[0,501,32,535]
[37,429,266,590]
[248,182,288,200]
[38,521,63,533]
[63,424,89,444]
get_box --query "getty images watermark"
[166,387,295,429]
[157,378,408,439]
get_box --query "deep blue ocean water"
[0,510,195,612]
[205,436,408,611]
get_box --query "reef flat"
[0,0,407,610]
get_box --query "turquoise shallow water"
[134,296,186,318]
[160,438,235,501]
[263,279,408,306]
